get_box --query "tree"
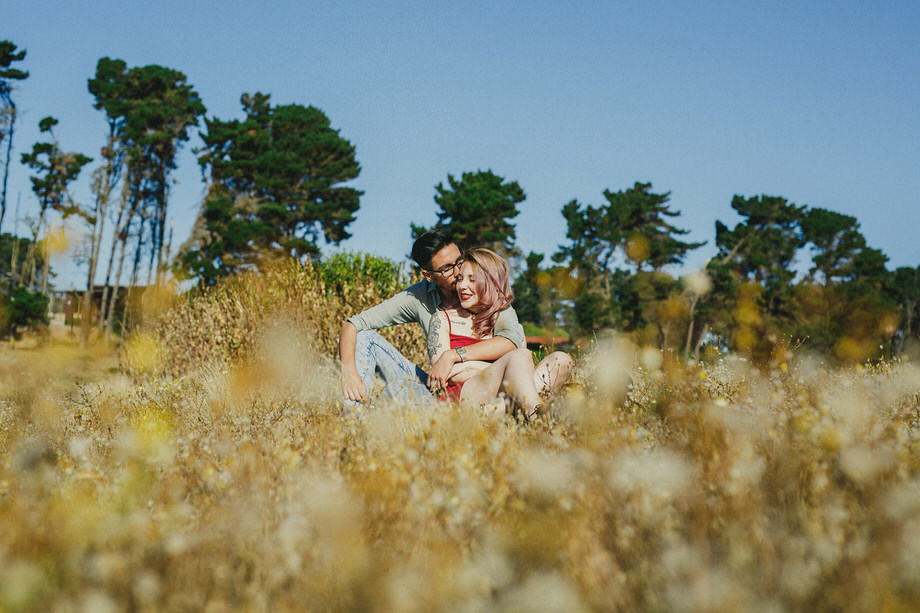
[713,195,805,318]
[889,266,920,357]
[554,182,703,340]
[19,117,92,293]
[88,57,134,331]
[179,93,362,284]
[705,195,806,362]
[608,182,705,272]
[0,40,29,235]
[411,170,525,256]
[0,232,39,289]
[511,251,544,325]
[800,207,887,285]
[2,286,49,337]
[88,57,205,290]
[510,251,577,338]
[556,182,703,275]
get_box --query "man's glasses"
[426,257,463,278]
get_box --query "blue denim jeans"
[346,330,434,408]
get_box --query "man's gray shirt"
[347,280,526,348]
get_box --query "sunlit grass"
[2,262,920,611]
[2,328,920,612]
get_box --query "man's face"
[423,243,463,295]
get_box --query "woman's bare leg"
[533,351,574,399]
[460,348,544,417]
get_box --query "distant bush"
[129,254,426,378]
[1,287,50,337]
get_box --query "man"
[340,230,525,405]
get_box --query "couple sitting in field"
[340,230,573,418]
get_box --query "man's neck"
[438,287,459,307]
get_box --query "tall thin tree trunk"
[39,244,50,294]
[100,179,134,333]
[145,215,157,287]
[692,323,710,361]
[39,221,55,296]
[131,215,147,288]
[124,216,149,334]
[155,193,168,285]
[897,302,913,357]
[81,182,107,345]
[163,220,173,284]
[9,194,20,286]
[21,205,47,290]
[28,242,40,289]
[105,231,129,334]
[683,295,698,360]
[0,105,16,235]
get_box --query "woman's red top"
[442,312,481,403]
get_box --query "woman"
[427,248,574,419]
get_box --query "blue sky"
[4,1,919,289]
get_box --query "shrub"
[1,287,50,337]
[128,254,427,378]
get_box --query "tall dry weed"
[4,273,920,611]
[127,255,427,379]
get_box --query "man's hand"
[428,349,460,392]
[342,368,367,403]
[446,360,490,384]
[340,321,367,402]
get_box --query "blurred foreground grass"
[2,330,920,613]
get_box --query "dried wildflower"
[682,269,712,297]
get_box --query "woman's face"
[455,262,480,311]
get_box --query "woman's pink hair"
[463,248,514,338]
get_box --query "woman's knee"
[547,351,574,373]
[536,351,574,390]
[509,348,534,364]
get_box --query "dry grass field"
[2,265,920,612]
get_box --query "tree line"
[0,40,360,341]
[420,173,919,364]
[1,38,917,362]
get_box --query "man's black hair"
[411,229,455,269]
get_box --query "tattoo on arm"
[428,314,443,362]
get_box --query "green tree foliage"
[889,267,920,357]
[0,41,28,107]
[511,252,544,325]
[179,93,362,284]
[800,207,887,285]
[700,196,899,364]
[19,117,91,292]
[21,117,92,218]
[510,251,577,336]
[411,170,525,255]
[712,195,805,318]
[557,182,704,275]
[0,232,39,287]
[554,182,703,340]
[2,286,49,335]
[612,182,705,272]
[705,195,807,362]
[88,57,205,285]
[0,40,29,235]
[788,207,894,360]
